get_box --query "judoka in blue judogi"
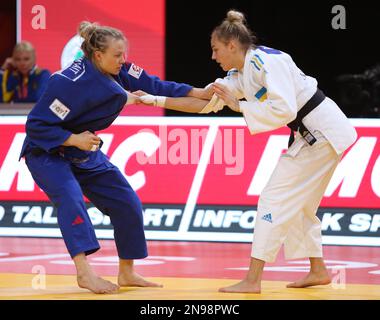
[20,56,193,259]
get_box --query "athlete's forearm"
[164,96,210,113]
[187,87,214,100]
[140,94,210,113]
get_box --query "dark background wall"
[166,0,380,117]
[0,1,16,66]
[1,1,379,117]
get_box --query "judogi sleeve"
[120,62,193,97]
[25,75,83,152]
[200,69,244,113]
[240,55,297,134]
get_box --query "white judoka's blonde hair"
[212,10,257,50]
[78,21,127,60]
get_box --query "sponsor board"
[0,201,379,246]
[0,116,380,245]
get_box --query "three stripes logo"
[261,213,273,223]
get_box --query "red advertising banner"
[1,116,379,208]
[18,0,165,116]
[1,116,380,245]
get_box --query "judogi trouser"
[25,150,148,259]
[252,132,342,263]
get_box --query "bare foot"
[77,274,120,294]
[219,279,261,294]
[118,272,163,288]
[286,271,331,288]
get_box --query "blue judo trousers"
[20,57,192,259]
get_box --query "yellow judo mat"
[0,273,379,300]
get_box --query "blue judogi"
[20,57,192,258]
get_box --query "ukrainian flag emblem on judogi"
[255,86,268,102]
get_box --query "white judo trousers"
[252,134,342,263]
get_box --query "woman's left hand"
[212,82,240,112]
[126,92,142,105]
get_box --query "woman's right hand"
[1,57,15,71]
[63,131,101,151]
[212,82,240,112]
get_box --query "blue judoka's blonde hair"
[78,21,126,59]
[212,10,257,50]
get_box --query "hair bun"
[226,10,246,24]
[78,21,98,40]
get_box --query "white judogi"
[203,46,357,262]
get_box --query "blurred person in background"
[0,41,50,103]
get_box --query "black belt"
[30,148,47,156]
[287,88,326,147]
[30,147,62,157]
[29,138,103,158]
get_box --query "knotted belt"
[287,88,326,147]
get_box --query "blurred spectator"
[0,41,50,103]
[336,64,380,118]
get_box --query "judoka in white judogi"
[202,45,357,262]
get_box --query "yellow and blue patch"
[255,86,268,102]
[250,54,265,71]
